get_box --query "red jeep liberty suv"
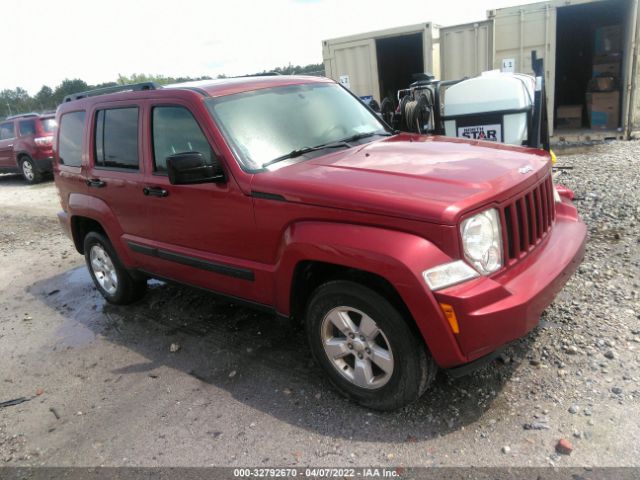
[53,77,586,410]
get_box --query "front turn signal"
[439,303,460,334]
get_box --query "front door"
[139,101,257,301]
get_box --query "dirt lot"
[0,142,639,468]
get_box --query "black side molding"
[127,242,254,281]
[136,269,280,316]
[251,191,287,202]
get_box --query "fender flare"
[272,221,465,366]
[67,193,134,266]
[14,150,29,166]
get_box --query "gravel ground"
[0,141,638,468]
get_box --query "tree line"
[0,63,325,119]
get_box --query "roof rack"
[63,82,162,103]
[233,72,282,78]
[6,112,40,120]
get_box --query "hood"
[251,133,551,225]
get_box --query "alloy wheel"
[22,160,34,181]
[320,306,394,389]
[89,245,118,295]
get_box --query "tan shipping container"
[440,21,493,81]
[489,0,639,139]
[322,23,440,104]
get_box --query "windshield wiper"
[262,131,393,169]
[337,131,393,143]
[262,141,351,168]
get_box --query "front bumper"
[434,199,586,364]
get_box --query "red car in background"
[0,113,56,183]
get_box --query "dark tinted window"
[95,108,139,170]
[41,118,57,133]
[19,120,36,136]
[152,106,213,172]
[58,112,85,167]
[0,122,15,140]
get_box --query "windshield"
[40,118,57,133]
[206,83,387,171]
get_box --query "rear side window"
[152,106,213,172]
[41,118,57,133]
[0,122,15,140]
[19,120,36,136]
[94,107,139,170]
[58,112,85,167]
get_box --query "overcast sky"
[3,0,522,94]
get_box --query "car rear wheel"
[20,157,42,184]
[305,280,436,410]
[83,232,147,304]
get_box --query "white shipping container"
[323,23,440,104]
[440,21,493,81]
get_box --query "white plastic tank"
[443,71,535,145]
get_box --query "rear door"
[86,102,151,243]
[0,121,16,167]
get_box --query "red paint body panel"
[53,76,587,369]
[434,198,586,364]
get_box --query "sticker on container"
[339,75,351,89]
[457,124,501,142]
[501,58,515,73]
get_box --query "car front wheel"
[84,232,147,304]
[305,280,436,410]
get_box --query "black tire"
[380,97,395,126]
[305,280,436,410]
[20,156,43,184]
[83,231,147,304]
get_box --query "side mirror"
[166,152,226,185]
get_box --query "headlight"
[423,260,480,291]
[460,208,503,274]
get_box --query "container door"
[491,3,556,134]
[440,21,493,81]
[624,0,640,137]
[325,39,379,103]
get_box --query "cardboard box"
[595,25,622,54]
[556,105,583,129]
[587,91,619,130]
[593,53,623,65]
[592,62,620,78]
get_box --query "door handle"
[86,178,106,188]
[143,186,169,197]
[7,144,13,148]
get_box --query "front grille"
[501,175,555,263]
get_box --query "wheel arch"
[66,193,131,264]
[290,261,421,339]
[273,221,466,367]
[15,151,31,163]
[70,216,107,254]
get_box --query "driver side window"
[152,106,213,173]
